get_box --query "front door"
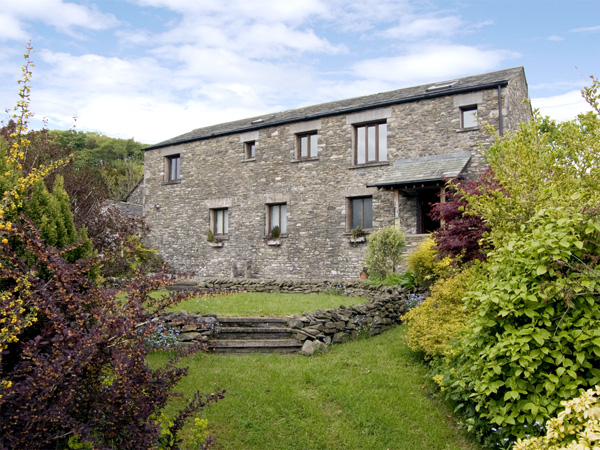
[417,189,441,233]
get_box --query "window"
[166,154,181,182]
[268,203,287,234]
[355,122,387,164]
[245,141,256,159]
[349,197,372,229]
[461,106,478,129]
[211,208,229,235]
[297,132,318,159]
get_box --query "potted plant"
[350,226,366,244]
[207,229,223,247]
[265,225,281,246]
[359,265,369,279]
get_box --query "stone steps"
[211,317,302,354]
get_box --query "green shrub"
[512,386,600,450]
[406,238,452,286]
[439,206,600,444]
[365,226,406,279]
[402,267,475,358]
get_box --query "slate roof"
[144,66,524,151]
[367,152,472,188]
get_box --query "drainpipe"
[498,85,504,136]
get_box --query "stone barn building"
[142,67,531,280]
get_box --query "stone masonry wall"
[160,279,427,351]
[144,83,527,280]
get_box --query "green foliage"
[270,225,281,240]
[206,228,215,243]
[512,386,600,450]
[365,226,406,279]
[406,238,452,287]
[366,271,416,288]
[53,129,145,200]
[403,267,475,358]
[23,175,93,263]
[436,89,600,446]
[351,226,364,239]
[441,206,600,440]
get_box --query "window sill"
[243,158,256,162]
[348,162,389,170]
[162,180,182,185]
[208,242,224,248]
[291,156,319,163]
[456,127,479,133]
[266,240,281,246]
[349,236,367,244]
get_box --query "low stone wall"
[154,311,218,346]
[191,277,412,302]
[287,287,426,355]
[163,279,427,353]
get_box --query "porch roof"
[367,152,471,188]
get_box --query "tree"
[430,169,498,264]
[365,226,406,279]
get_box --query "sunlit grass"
[153,290,363,317]
[150,325,482,450]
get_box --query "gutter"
[144,80,510,151]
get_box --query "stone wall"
[143,76,530,280]
[161,279,427,353]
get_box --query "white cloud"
[547,35,564,41]
[532,90,593,122]
[1,0,118,37]
[381,16,464,41]
[132,0,327,23]
[0,13,28,41]
[570,25,600,33]
[351,45,521,85]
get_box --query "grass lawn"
[159,290,364,317]
[150,325,482,450]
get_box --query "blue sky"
[0,0,598,144]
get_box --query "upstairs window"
[166,154,181,182]
[211,208,229,235]
[355,122,387,165]
[268,203,287,234]
[296,131,318,159]
[461,106,478,129]
[245,141,256,159]
[349,196,372,230]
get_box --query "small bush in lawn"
[365,226,406,279]
[406,238,451,287]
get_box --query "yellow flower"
[1,239,7,244]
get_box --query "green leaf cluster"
[365,226,406,279]
[406,237,452,287]
[402,266,477,358]
[433,90,600,444]
[53,130,145,200]
[24,175,93,263]
[513,385,600,450]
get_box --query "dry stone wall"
[161,279,427,353]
